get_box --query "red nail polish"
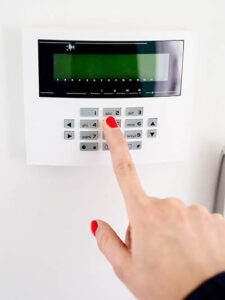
[106,116,118,128]
[91,220,98,236]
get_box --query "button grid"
[63,107,158,150]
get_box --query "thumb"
[91,220,132,282]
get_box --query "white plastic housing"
[22,29,195,166]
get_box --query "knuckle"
[213,213,224,221]
[115,160,136,177]
[189,204,208,215]
[163,197,184,208]
[154,197,186,221]
[111,135,127,149]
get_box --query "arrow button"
[64,131,75,140]
[147,129,157,138]
[147,118,158,127]
[64,119,74,128]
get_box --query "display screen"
[38,40,184,98]
[53,53,170,82]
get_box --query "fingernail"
[91,220,98,236]
[105,116,118,128]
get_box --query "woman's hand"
[91,116,225,300]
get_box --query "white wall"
[0,0,225,299]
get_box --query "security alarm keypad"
[63,106,158,151]
[23,30,194,165]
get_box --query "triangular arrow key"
[64,131,74,140]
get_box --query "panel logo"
[66,43,75,51]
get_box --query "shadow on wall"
[3,28,26,160]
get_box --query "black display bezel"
[38,39,184,98]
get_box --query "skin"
[92,119,225,300]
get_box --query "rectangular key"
[125,107,144,116]
[64,119,75,129]
[125,119,143,128]
[103,108,121,117]
[116,119,121,127]
[80,120,98,129]
[80,131,98,140]
[147,118,158,127]
[64,131,75,140]
[147,129,157,138]
[127,141,142,150]
[80,108,99,117]
[125,130,142,139]
[80,143,98,151]
[102,143,109,151]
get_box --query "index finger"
[103,116,146,207]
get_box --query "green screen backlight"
[53,53,169,81]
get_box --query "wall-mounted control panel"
[23,29,195,166]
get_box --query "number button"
[80,131,98,140]
[80,120,98,128]
[125,119,143,128]
[103,108,121,117]
[102,143,109,151]
[80,108,99,117]
[125,107,144,116]
[125,130,142,139]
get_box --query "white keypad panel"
[63,108,159,151]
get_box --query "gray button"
[80,143,98,151]
[64,131,75,140]
[125,107,144,116]
[103,108,121,117]
[80,108,99,117]
[127,141,142,150]
[116,119,121,127]
[125,130,142,139]
[64,119,74,128]
[102,143,109,151]
[80,131,98,140]
[80,120,98,128]
[125,119,143,128]
[102,132,105,140]
[147,129,157,138]
[147,118,158,127]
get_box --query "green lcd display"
[53,53,170,82]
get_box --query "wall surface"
[0,0,225,299]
